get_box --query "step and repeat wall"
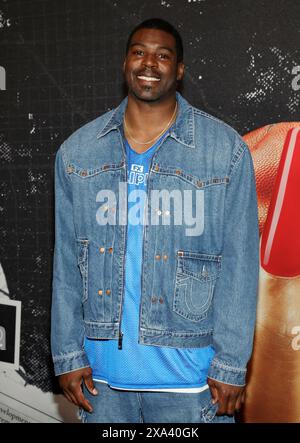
[0,0,299,423]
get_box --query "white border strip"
[0,299,22,370]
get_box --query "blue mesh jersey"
[84,128,215,392]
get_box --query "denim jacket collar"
[96,91,195,149]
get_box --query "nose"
[142,53,158,69]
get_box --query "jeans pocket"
[201,400,219,423]
[78,407,88,423]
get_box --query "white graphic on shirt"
[128,163,148,186]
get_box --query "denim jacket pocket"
[76,238,89,303]
[173,251,221,322]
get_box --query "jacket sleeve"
[207,139,259,386]
[51,146,90,376]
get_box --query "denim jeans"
[79,381,235,423]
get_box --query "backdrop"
[0,0,299,422]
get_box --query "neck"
[125,93,177,136]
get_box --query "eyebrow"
[130,42,174,53]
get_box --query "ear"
[176,62,185,81]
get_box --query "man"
[51,18,259,423]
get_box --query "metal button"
[155,254,161,260]
[99,247,105,253]
[106,289,111,295]
[98,290,103,296]
[154,165,159,172]
[156,209,162,216]
[108,247,113,253]
[151,296,157,303]
[164,210,170,216]
[81,170,88,177]
[177,250,184,257]
[197,180,203,188]
[175,169,181,175]
[159,297,164,304]
[163,255,168,260]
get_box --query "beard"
[125,69,177,103]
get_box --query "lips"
[136,71,161,82]
[137,75,160,82]
[260,127,300,277]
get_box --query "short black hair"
[126,18,183,63]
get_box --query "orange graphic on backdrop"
[241,122,300,423]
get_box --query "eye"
[158,53,169,60]
[133,50,144,56]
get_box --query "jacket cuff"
[53,350,90,376]
[208,358,247,386]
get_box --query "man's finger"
[225,394,238,416]
[76,388,94,413]
[67,381,93,412]
[64,389,79,407]
[215,389,231,415]
[235,394,244,413]
[84,373,98,396]
[208,382,219,404]
[216,398,229,415]
[241,390,246,404]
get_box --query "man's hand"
[58,367,98,413]
[207,378,245,416]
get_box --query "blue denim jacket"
[51,92,259,386]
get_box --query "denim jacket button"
[151,296,157,303]
[66,165,74,174]
[81,170,87,177]
[175,169,181,175]
[106,289,111,295]
[159,297,164,304]
[163,255,168,260]
[154,165,159,172]
[98,290,103,296]
[108,247,113,253]
[177,250,183,256]
[99,247,105,253]
[155,254,161,260]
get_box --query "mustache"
[135,68,161,78]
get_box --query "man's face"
[123,28,184,103]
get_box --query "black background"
[0,0,299,392]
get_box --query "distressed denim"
[51,92,259,386]
[79,381,235,423]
